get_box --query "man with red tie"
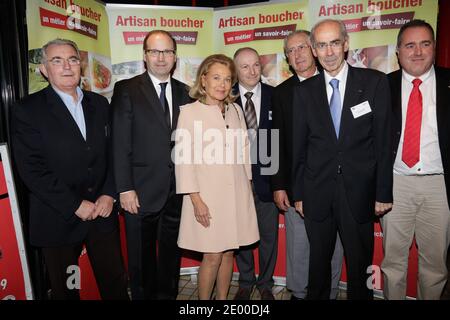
[381,19,450,300]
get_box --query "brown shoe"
[234,287,252,300]
[259,288,275,300]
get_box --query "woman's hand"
[190,193,212,228]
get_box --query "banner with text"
[106,4,213,87]
[26,0,112,98]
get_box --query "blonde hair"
[189,54,237,105]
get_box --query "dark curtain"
[0,0,49,300]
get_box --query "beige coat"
[175,100,259,253]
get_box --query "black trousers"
[235,187,279,290]
[41,226,129,300]
[304,175,374,300]
[124,189,182,300]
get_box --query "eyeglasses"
[47,57,81,66]
[314,40,344,51]
[145,49,176,57]
[286,44,310,55]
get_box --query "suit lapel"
[138,73,169,131]
[435,67,450,147]
[340,66,364,142]
[259,83,270,129]
[81,92,96,145]
[391,70,403,129]
[171,79,183,130]
[46,86,87,143]
[312,73,337,143]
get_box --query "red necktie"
[402,78,423,168]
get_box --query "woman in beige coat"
[174,54,259,300]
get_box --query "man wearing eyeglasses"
[272,30,344,300]
[291,19,393,299]
[111,30,191,300]
[380,19,450,300]
[11,39,129,300]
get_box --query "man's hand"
[375,201,393,216]
[273,190,291,211]
[190,193,211,228]
[94,195,115,218]
[75,200,96,221]
[294,201,304,218]
[120,190,140,214]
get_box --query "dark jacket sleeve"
[97,94,116,199]
[291,85,308,202]
[373,73,393,202]
[111,81,134,193]
[270,86,287,191]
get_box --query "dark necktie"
[159,82,171,128]
[244,91,257,131]
[402,78,423,168]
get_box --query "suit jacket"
[270,75,301,196]
[389,66,450,209]
[111,72,191,213]
[11,86,117,247]
[234,82,274,202]
[292,65,393,223]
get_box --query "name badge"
[351,101,371,119]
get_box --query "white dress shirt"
[394,66,444,175]
[324,61,349,108]
[239,82,261,125]
[148,72,173,123]
[53,86,86,140]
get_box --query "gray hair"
[310,19,348,47]
[41,38,80,64]
[283,30,311,53]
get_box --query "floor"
[176,273,348,300]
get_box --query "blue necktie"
[329,78,341,138]
[159,82,171,128]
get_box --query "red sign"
[0,145,33,300]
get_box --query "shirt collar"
[324,61,348,87]
[52,86,83,105]
[297,67,319,82]
[148,72,171,86]
[402,65,434,84]
[239,82,261,98]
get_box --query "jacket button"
[86,146,91,151]
[87,187,93,193]
[168,164,173,169]
[396,131,400,135]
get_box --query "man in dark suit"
[272,30,343,300]
[381,19,450,300]
[11,39,128,300]
[111,30,191,300]
[231,47,278,300]
[292,19,393,300]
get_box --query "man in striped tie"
[381,19,450,300]
[232,47,278,300]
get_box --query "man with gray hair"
[12,39,128,300]
[292,20,393,299]
[272,30,344,300]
